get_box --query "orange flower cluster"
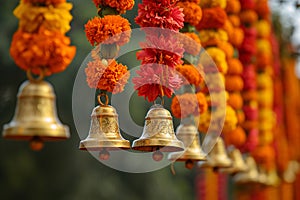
[180,32,201,55]
[225,0,241,14]
[171,92,208,118]
[223,126,246,147]
[239,10,258,25]
[196,7,227,30]
[92,0,134,13]
[85,16,131,46]
[177,1,202,26]
[85,58,129,93]
[10,0,75,75]
[10,28,75,76]
[227,58,243,75]
[23,0,65,5]
[251,145,275,170]
[176,64,203,86]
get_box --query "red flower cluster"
[135,0,184,31]
[133,64,182,102]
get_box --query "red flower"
[135,0,184,31]
[137,34,184,69]
[133,64,182,102]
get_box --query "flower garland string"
[84,0,134,94]
[10,0,76,76]
[133,0,185,102]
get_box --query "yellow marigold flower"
[206,47,228,73]
[256,20,271,38]
[222,105,238,133]
[257,39,271,55]
[199,29,228,44]
[14,2,73,33]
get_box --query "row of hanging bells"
[2,70,69,151]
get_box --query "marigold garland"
[200,0,226,9]
[85,15,131,46]
[10,28,76,76]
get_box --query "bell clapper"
[99,148,110,160]
[185,159,194,170]
[152,149,163,161]
[29,137,44,151]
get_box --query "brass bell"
[79,94,130,160]
[198,137,232,170]
[132,104,184,161]
[168,123,206,169]
[3,80,69,151]
[233,156,259,184]
[220,147,248,174]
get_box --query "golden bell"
[198,137,232,170]
[234,156,259,184]
[221,147,248,174]
[168,123,206,169]
[2,80,69,150]
[132,104,184,160]
[79,104,130,153]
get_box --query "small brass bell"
[168,123,206,169]
[283,161,300,183]
[220,147,248,174]
[233,156,259,184]
[79,94,130,160]
[198,137,232,170]
[132,104,184,161]
[3,78,69,151]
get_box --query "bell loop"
[26,68,45,83]
[97,93,109,106]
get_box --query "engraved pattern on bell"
[79,105,131,151]
[132,104,184,152]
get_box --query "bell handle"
[97,93,109,106]
[27,69,45,83]
[154,95,164,106]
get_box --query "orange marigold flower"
[176,64,204,86]
[217,41,234,59]
[171,92,207,118]
[225,0,241,14]
[196,7,227,30]
[225,75,244,92]
[227,92,243,110]
[229,27,244,47]
[228,15,240,27]
[239,10,258,25]
[85,58,130,93]
[177,1,202,26]
[180,32,201,55]
[224,126,246,147]
[222,20,234,37]
[251,145,275,171]
[255,0,270,20]
[10,29,76,76]
[227,58,243,75]
[85,15,131,46]
[92,0,134,13]
[23,0,65,5]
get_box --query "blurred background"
[1,0,300,199]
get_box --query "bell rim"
[79,139,131,151]
[168,151,207,162]
[132,138,184,152]
[2,125,69,141]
